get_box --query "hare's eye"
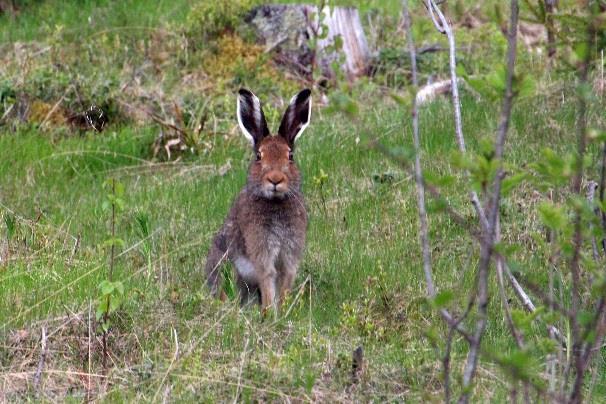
[288,151,293,161]
[256,152,261,161]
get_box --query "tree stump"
[245,4,370,81]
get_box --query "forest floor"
[1,0,605,401]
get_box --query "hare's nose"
[267,172,285,185]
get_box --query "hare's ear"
[237,88,270,148]
[278,89,311,147]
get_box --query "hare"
[205,88,312,313]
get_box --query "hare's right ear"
[278,89,312,148]
[237,88,270,149]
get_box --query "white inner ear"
[237,93,261,146]
[293,96,312,143]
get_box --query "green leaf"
[114,181,125,197]
[104,237,125,248]
[538,202,567,230]
[486,64,507,95]
[332,34,343,51]
[515,74,536,98]
[433,290,454,308]
[450,150,473,170]
[96,305,106,321]
[501,173,528,196]
[574,42,589,61]
[109,296,122,312]
[427,198,448,214]
[100,319,110,332]
[114,281,124,295]
[99,280,115,295]
[326,91,359,117]
[455,64,468,78]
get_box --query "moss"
[185,0,261,44]
[201,33,298,101]
[28,99,67,126]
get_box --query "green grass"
[0,0,195,43]
[3,93,602,401]
[1,0,605,402]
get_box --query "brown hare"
[205,88,312,313]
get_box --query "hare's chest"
[262,215,300,255]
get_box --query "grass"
[3,94,601,401]
[1,0,605,402]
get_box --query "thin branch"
[495,217,530,403]
[600,141,606,255]
[544,0,557,60]
[425,0,489,232]
[496,221,525,348]
[586,181,600,261]
[403,0,435,297]
[443,296,475,404]
[33,326,48,394]
[374,138,564,400]
[459,0,519,402]
[568,7,595,402]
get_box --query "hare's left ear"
[278,89,312,147]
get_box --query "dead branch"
[424,0,489,232]
[402,0,435,298]
[33,326,47,394]
[117,99,188,137]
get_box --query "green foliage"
[96,178,126,333]
[221,264,237,301]
[185,0,260,42]
[3,212,16,242]
[96,280,125,332]
[2,0,606,401]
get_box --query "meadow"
[1,0,605,401]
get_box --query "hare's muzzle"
[263,171,288,198]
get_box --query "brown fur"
[205,89,311,313]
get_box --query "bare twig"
[153,327,179,402]
[40,85,73,128]
[425,0,489,232]
[117,99,191,140]
[33,326,48,394]
[102,178,118,368]
[544,0,556,60]
[586,181,600,261]
[403,0,435,297]
[496,221,525,348]
[443,296,475,404]
[0,103,14,123]
[87,301,92,401]
[495,218,530,403]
